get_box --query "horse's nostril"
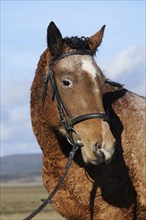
[94,141,101,150]
[94,150,105,159]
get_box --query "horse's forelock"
[63,36,95,52]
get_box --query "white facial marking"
[82,57,97,79]
[81,56,101,96]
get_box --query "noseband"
[42,50,110,145]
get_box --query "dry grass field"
[0,185,65,220]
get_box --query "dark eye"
[61,79,73,88]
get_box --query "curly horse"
[30,22,146,219]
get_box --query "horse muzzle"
[81,142,115,165]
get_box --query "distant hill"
[0,153,43,184]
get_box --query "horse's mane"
[105,79,123,88]
[63,36,90,51]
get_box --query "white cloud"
[102,45,145,96]
[104,45,144,79]
[1,104,41,156]
[1,142,41,157]
[1,104,39,155]
[1,51,41,156]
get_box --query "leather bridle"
[23,50,110,220]
[42,50,110,146]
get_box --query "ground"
[0,185,65,220]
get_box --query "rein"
[23,143,79,220]
[23,50,109,220]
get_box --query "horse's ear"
[47,21,63,56]
[88,25,106,52]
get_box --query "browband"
[49,50,94,66]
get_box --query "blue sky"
[1,0,145,156]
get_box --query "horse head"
[42,22,115,165]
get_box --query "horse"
[30,21,146,219]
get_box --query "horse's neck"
[103,81,146,160]
[103,82,145,122]
[104,83,146,203]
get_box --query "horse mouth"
[81,146,114,165]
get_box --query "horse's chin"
[81,147,113,165]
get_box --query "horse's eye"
[62,79,73,88]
